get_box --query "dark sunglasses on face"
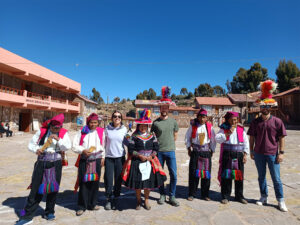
[113,115,121,119]
[261,105,271,109]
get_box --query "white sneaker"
[256,196,268,206]
[278,201,288,212]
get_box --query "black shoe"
[221,199,229,204]
[235,197,248,204]
[104,199,111,210]
[111,198,117,210]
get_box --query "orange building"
[0,48,81,132]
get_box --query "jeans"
[157,151,177,197]
[254,152,284,202]
[104,156,125,199]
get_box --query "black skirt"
[123,158,167,189]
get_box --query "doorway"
[19,113,31,132]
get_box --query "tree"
[276,60,300,92]
[213,85,225,96]
[227,62,268,93]
[180,87,188,96]
[90,88,104,104]
[148,88,157,100]
[194,88,199,97]
[136,88,157,100]
[113,97,120,103]
[186,92,194,99]
[195,83,214,97]
[126,109,136,118]
[127,98,131,101]
[120,98,126,104]
[171,94,176,100]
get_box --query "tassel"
[231,170,236,180]
[38,184,45,195]
[20,209,26,217]
[83,173,99,182]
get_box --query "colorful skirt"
[221,149,244,181]
[123,157,167,189]
[190,148,212,179]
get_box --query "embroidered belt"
[192,143,209,152]
[223,143,244,152]
[38,152,61,162]
[82,151,102,161]
[138,150,153,156]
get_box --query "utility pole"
[246,92,248,124]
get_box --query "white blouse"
[215,128,249,154]
[185,124,216,152]
[28,129,71,154]
[73,129,106,157]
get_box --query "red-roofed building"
[0,48,81,132]
[194,97,235,126]
[134,99,198,127]
[274,87,300,125]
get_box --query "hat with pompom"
[135,108,152,124]
[256,80,278,106]
[159,86,176,106]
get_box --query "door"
[19,113,31,132]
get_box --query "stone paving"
[0,128,300,225]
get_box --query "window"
[172,111,179,116]
[188,111,194,116]
[202,105,212,112]
[153,106,160,115]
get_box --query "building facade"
[194,97,235,126]
[134,99,198,128]
[0,48,81,132]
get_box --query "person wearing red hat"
[72,113,105,216]
[248,80,288,212]
[185,108,216,201]
[17,113,71,224]
[151,86,180,207]
[216,111,249,205]
[122,109,167,210]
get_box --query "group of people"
[0,122,13,137]
[16,82,289,225]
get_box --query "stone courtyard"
[0,128,300,225]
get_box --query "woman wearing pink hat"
[72,113,105,216]
[17,114,71,225]
[121,109,167,210]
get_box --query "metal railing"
[0,85,24,96]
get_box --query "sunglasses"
[113,115,121,119]
[260,105,271,109]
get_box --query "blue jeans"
[254,152,284,202]
[157,151,177,197]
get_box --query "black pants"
[78,158,101,210]
[22,160,62,220]
[221,151,244,200]
[104,156,125,199]
[188,150,211,198]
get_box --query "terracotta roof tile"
[274,87,300,97]
[227,93,256,103]
[195,97,235,106]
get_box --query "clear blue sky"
[1,0,300,102]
